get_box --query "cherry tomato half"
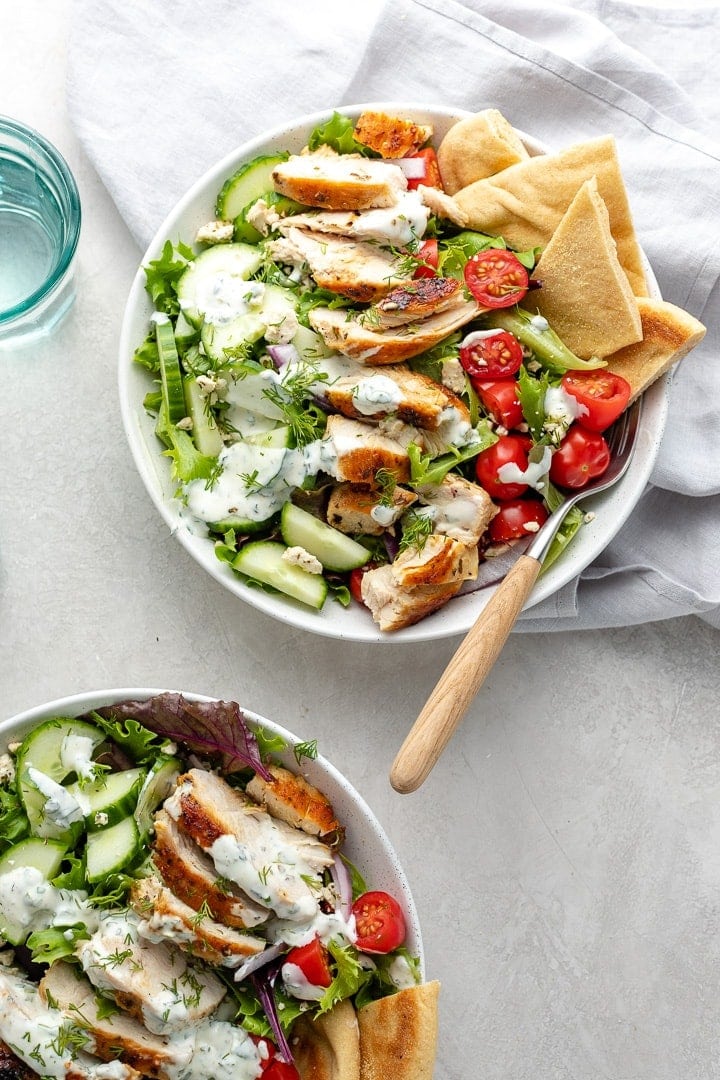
[250,1035,276,1071]
[352,890,406,954]
[459,330,523,380]
[406,147,443,190]
[263,1062,301,1080]
[488,498,549,542]
[473,379,524,430]
[549,425,610,489]
[413,238,438,279]
[464,249,529,308]
[561,370,632,432]
[284,937,333,988]
[475,435,533,501]
[349,563,378,606]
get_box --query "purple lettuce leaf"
[93,693,273,780]
[251,962,295,1065]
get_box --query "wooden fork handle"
[390,554,542,794]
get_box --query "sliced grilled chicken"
[309,294,479,364]
[324,415,411,484]
[40,965,261,1080]
[326,482,417,536]
[391,534,479,588]
[324,361,468,429]
[417,473,498,545]
[353,111,432,158]
[0,967,139,1080]
[271,153,407,210]
[361,535,479,631]
[76,912,225,1035]
[360,564,465,632]
[165,769,334,922]
[371,277,466,329]
[130,877,264,968]
[246,764,343,844]
[276,188,429,248]
[152,809,269,930]
[268,228,410,302]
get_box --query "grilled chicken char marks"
[324,362,469,430]
[151,810,269,930]
[371,277,466,329]
[245,764,344,845]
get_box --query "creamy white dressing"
[0,866,100,940]
[351,374,403,416]
[60,733,97,781]
[209,832,320,922]
[370,503,398,527]
[529,314,549,332]
[185,438,336,526]
[197,276,265,327]
[460,328,505,348]
[164,1019,262,1080]
[26,767,86,828]
[348,190,429,246]
[268,908,357,950]
[544,385,588,425]
[388,953,418,990]
[0,972,80,1079]
[436,406,478,449]
[280,961,326,1002]
[497,445,553,490]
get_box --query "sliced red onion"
[233,941,286,983]
[266,343,300,370]
[329,854,353,920]
[388,157,427,180]
[383,530,400,562]
[251,964,294,1065]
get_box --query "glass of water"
[0,116,81,346]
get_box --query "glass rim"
[0,115,82,325]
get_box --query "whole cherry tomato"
[459,330,523,379]
[473,380,524,430]
[561,370,632,432]
[475,435,533,501]
[464,249,529,308]
[549,425,611,488]
[488,498,549,542]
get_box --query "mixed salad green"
[0,694,418,1080]
[133,109,616,625]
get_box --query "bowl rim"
[0,686,424,970]
[118,100,669,645]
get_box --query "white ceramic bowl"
[1,687,423,967]
[119,102,668,644]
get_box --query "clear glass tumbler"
[0,116,81,346]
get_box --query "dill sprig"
[262,362,328,447]
[398,508,435,553]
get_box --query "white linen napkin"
[67,0,720,631]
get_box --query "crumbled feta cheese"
[0,753,15,785]
[176,416,194,431]
[440,356,466,395]
[94,811,109,828]
[265,310,300,346]
[522,520,541,533]
[246,198,281,237]
[195,219,235,245]
[584,511,596,523]
[282,546,323,575]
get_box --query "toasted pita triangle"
[437,109,530,194]
[454,135,648,296]
[605,296,706,400]
[293,998,361,1080]
[527,177,643,358]
[357,981,440,1080]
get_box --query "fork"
[390,398,643,794]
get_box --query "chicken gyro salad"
[132,107,705,632]
[0,695,439,1080]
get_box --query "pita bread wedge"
[527,177,643,358]
[454,135,648,296]
[357,981,440,1080]
[437,108,530,194]
[293,999,361,1080]
[605,296,706,401]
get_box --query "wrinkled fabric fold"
[67,0,720,631]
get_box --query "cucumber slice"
[222,371,286,421]
[245,425,292,449]
[292,324,334,363]
[176,243,263,328]
[66,768,146,832]
[0,838,68,945]
[215,153,289,221]
[15,718,104,839]
[86,815,141,883]
[156,317,186,425]
[281,502,370,572]
[134,755,181,837]
[183,375,224,456]
[209,512,278,535]
[233,541,328,609]
[174,310,200,348]
[201,311,267,362]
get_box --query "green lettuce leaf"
[407,421,497,486]
[307,112,373,156]
[143,240,195,316]
[317,940,372,1015]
